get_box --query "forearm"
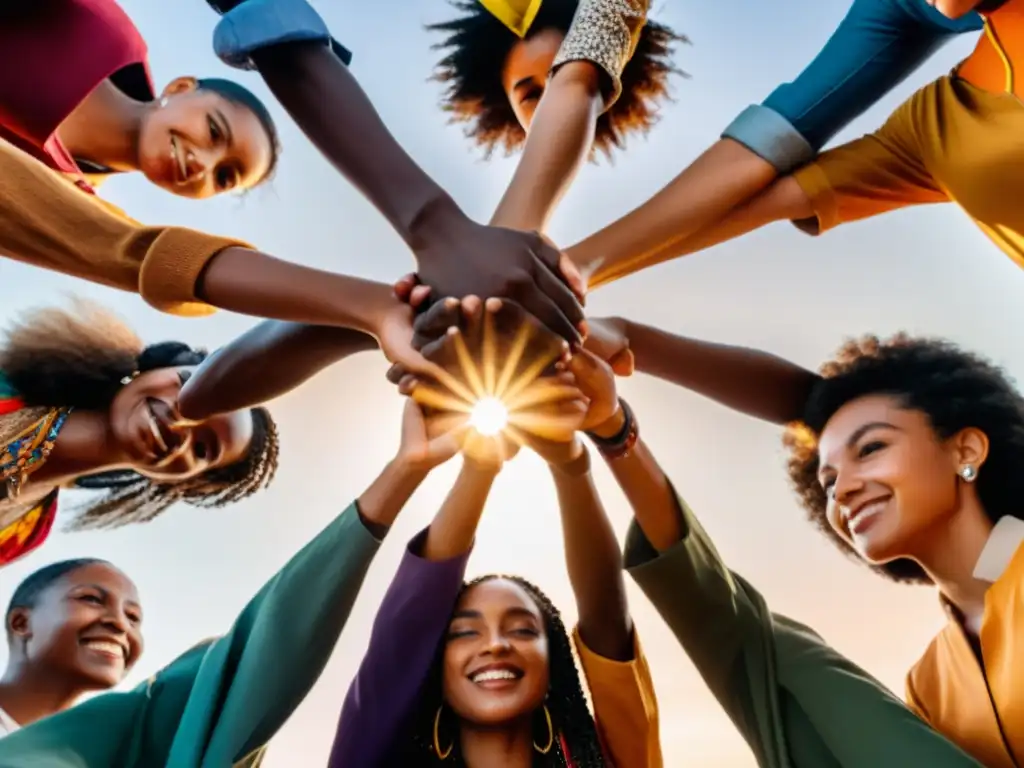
[491,63,602,232]
[357,458,430,535]
[568,138,778,287]
[249,42,460,248]
[179,321,377,419]
[624,319,818,425]
[422,461,498,561]
[588,176,813,284]
[196,246,396,333]
[550,453,632,661]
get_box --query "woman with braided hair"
[330,302,661,767]
[0,299,278,566]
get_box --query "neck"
[459,719,535,768]
[28,410,135,488]
[0,661,87,727]
[56,80,148,171]
[912,501,995,631]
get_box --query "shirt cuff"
[790,161,839,236]
[551,0,648,109]
[722,104,815,174]
[136,228,250,316]
[212,0,352,71]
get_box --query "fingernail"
[445,297,459,308]
[447,326,459,336]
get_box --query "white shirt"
[0,706,19,737]
[973,515,1024,583]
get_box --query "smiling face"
[136,77,273,199]
[7,563,143,690]
[108,367,254,481]
[501,28,565,130]
[816,394,986,565]
[442,578,550,726]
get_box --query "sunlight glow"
[469,397,508,436]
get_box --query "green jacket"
[0,502,380,768]
[624,496,984,768]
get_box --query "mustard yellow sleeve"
[0,140,251,316]
[790,89,949,235]
[573,626,662,768]
[904,674,931,723]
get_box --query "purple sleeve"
[326,528,470,767]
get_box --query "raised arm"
[567,0,981,287]
[177,321,377,419]
[330,407,505,767]
[207,0,583,341]
[492,0,647,231]
[587,317,818,425]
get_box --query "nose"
[482,631,512,656]
[182,144,221,185]
[99,604,131,634]
[833,467,865,510]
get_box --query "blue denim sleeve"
[722,0,982,173]
[211,0,352,71]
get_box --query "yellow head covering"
[478,0,545,37]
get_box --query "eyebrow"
[72,584,142,611]
[820,421,900,475]
[451,606,539,621]
[214,109,234,147]
[512,76,536,93]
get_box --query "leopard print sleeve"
[550,0,649,109]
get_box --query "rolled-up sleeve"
[0,139,249,316]
[574,627,661,767]
[212,0,352,70]
[788,88,947,236]
[722,0,981,173]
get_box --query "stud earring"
[159,97,169,107]
[960,465,977,482]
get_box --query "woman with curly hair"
[0,397,458,764]
[578,317,1021,767]
[0,299,278,566]
[429,0,685,230]
[329,317,661,767]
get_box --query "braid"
[397,574,605,767]
[68,406,279,530]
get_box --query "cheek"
[825,498,850,543]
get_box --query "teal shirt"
[0,502,380,768]
[623,495,984,768]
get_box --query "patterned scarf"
[0,373,70,566]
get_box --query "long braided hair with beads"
[0,300,278,530]
[394,574,606,767]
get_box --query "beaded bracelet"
[585,398,638,460]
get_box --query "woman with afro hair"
[580,316,1024,768]
[429,0,685,231]
[0,299,279,567]
[329,310,662,767]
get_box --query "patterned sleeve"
[550,0,649,108]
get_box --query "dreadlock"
[428,0,686,160]
[0,300,279,531]
[784,334,1024,584]
[394,574,605,767]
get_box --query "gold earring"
[433,706,453,760]
[533,704,554,754]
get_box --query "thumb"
[609,348,635,376]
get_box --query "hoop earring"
[433,706,453,760]
[533,704,554,754]
[960,464,978,483]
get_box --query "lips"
[79,635,128,663]
[144,398,185,460]
[170,136,188,185]
[468,663,524,687]
[845,497,890,535]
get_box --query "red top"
[0,0,154,192]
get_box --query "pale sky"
[0,2,1016,766]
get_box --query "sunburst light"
[410,308,575,446]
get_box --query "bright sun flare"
[469,397,509,436]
